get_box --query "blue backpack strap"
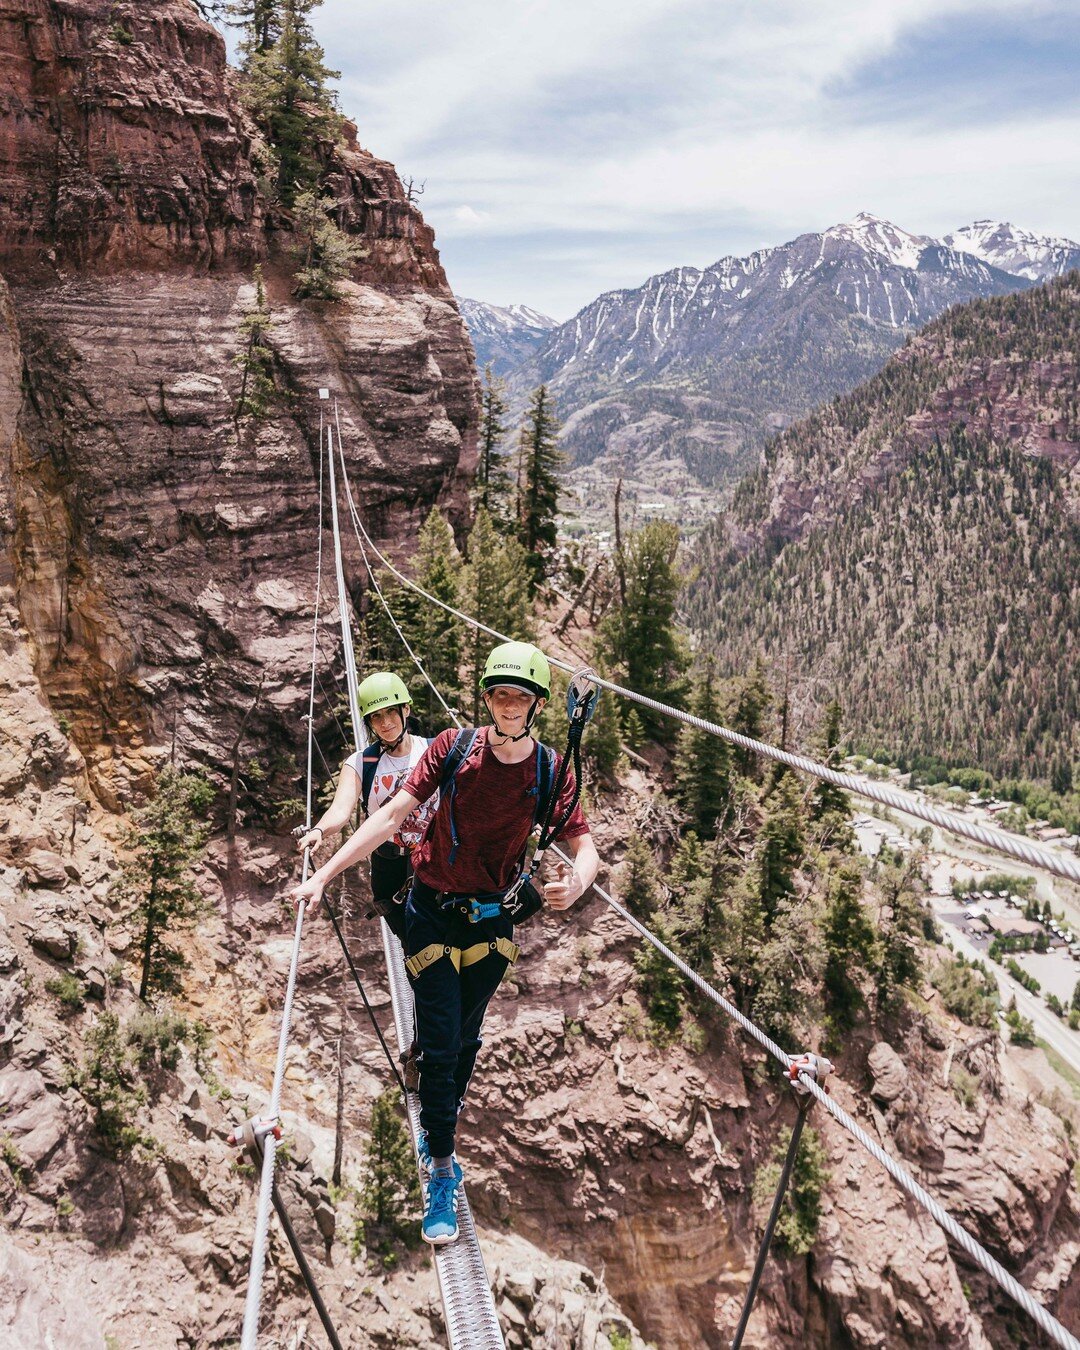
[359,743,383,817]
[440,728,479,864]
[530,742,558,828]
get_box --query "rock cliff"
[2,5,1079,1350]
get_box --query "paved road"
[935,906,1080,1082]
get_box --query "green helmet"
[358,672,411,720]
[480,642,551,699]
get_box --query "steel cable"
[340,500,1080,888]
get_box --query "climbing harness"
[404,935,521,980]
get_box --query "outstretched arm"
[291,788,422,911]
[544,832,600,912]
[295,762,362,853]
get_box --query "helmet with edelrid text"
[358,672,412,720]
[480,642,552,699]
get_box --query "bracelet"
[312,826,324,840]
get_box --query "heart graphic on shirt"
[380,774,396,792]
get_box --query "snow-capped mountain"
[528,212,1022,387]
[942,221,1080,282]
[456,298,558,376]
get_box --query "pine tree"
[476,366,514,525]
[228,0,280,54]
[634,919,683,1035]
[292,189,365,299]
[619,835,661,918]
[362,568,422,675]
[412,508,464,728]
[821,859,878,1034]
[599,520,689,741]
[458,508,531,723]
[238,0,342,204]
[874,853,926,1009]
[731,658,772,780]
[715,873,767,1010]
[675,662,731,838]
[113,768,215,1001]
[234,265,276,419]
[359,1087,420,1241]
[811,699,850,824]
[667,834,719,976]
[517,385,565,589]
[756,772,805,919]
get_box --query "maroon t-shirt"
[404,726,590,894]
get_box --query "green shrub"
[930,956,999,1027]
[126,1010,188,1071]
[76,1012,148,1153]
[950,1064,980,1109]
[45,973,86,1015]
[751,1125,828,1256]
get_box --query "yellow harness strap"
[405,937,520,979]
[405,943,461,980]
[460,936,520,968]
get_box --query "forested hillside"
[688,276,1080,783]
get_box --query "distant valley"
[459,215,1080,534]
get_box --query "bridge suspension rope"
[340,498,1080,889]
[333,447,1080,1350]
[239,412,338,1349]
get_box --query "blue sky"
[296,0,1080,318]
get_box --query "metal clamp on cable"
[567,667,600,726]
[228,1115,283,1153]
[788,1052,833,1097]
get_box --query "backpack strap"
[359,743,383,817]
[531,742,557,830]
[440,728,480,864]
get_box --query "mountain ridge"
[686,274,1080,782]
[462,214,1078,517]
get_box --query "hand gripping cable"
[501,668,599,922]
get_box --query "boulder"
[23,850,68,888]
[868,1041,910,1105]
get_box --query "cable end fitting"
[228,1115,283,1151]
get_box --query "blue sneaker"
[422,1161,463,1246]
[416,1129,432,1177]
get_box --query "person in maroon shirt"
[292,642,600,1246]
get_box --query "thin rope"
[330,405,461,734]
[239,420,327,1350]
[340,500,1080,888]
[326,420,363,754]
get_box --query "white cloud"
[313,0,1080,314]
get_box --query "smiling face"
[483,685,546,734]
[370,704,408,743]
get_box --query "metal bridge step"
[380,920,506,1350]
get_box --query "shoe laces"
[427,1168,459,1216]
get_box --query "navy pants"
[405,880,513,1159]
[370,848,410,943]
